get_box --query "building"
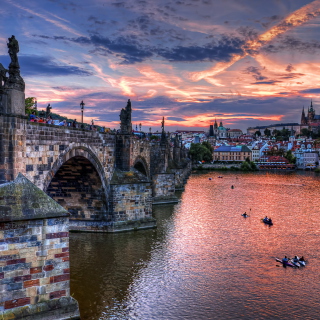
[303,152,319,169]
[213,120,228,139]
[301,100,320,126]
[227,129,243,139]
[247,123,301,135]
[213,145,252,162]
[257,155,295,170]
[251,142,269,162]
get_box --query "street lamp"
[80,100,85,124]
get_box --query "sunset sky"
[1,0,320,131]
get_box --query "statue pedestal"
[0,88,25,115]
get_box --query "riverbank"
[192,163,251,171]
[192,163,320,172]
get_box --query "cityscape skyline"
[1,0,320,130]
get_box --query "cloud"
[157,35,244,62]
[243,66,267,81]
[252,80,280,85]
[262,35,320,54]
[34,33,245,64]
[285,64,295,72]
[167,116,186,121]
[300,88,320,94]
[1,55,93,77]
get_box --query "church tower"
[308,100,315,122]
[301,106,307,125]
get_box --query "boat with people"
[276,256,306,268]
[276,257,295,267]
[241,212,249,218]
[262,216,273,225]
[293,255,306,266]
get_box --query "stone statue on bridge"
[7,35,19,68]
[46,103,52,118]
[5,35,25,93]
[119,99,132,134]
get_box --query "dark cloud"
[262,35,320,54]
[237,26,259,42]
[167,117,186,121]
[252,80,280,85]
[111,2,126,8]
[88,16,106,25]
[0,55,93,77]
[285,64,295,72]
[243,66,267,81]
[300,88,320,94]
[157,35,244,62]
[34,33,245,64]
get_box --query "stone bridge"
[0,35,192,320]
[0,52,191,232]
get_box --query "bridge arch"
[133,156,150,179]
[43,146,110,221]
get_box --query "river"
[70,171,320,319]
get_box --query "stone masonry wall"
[0,217,79,319]
[0,114,27,184]
[110,183,153,222]
[152,173,177,203]
[172,163,192,190]
[24,121,115,191]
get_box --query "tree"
[264,128,271,137]
[189,143,212,163]
[25,97,37,115]
[284,150,296,164]
[272,129,280,137]
[201,141,213,153]
[301,128,310,137]
[255,130,261,137]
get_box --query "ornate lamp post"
[80,100,85,124]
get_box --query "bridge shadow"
[46,156,108,221]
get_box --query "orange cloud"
[190,0,320,82]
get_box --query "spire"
[310,99,314,112]
[214,118,218,129]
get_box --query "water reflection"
[70,171,320,319]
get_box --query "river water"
[70,171,320,319]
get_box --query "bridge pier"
[0,174,80,319]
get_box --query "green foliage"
[25,97,37,115]
[284,150,296,164]
[271,128,291,141]
[264,128,271,137]
[189,142,213,162]
[255,130,261,137]
[240,160,257,171]
[300,128,310,137]
[201,141,213,153]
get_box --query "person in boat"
[263,216,268,222]
[282,256,289,263]
[242,212,247,217]
[293,256,299,262]
[299,256,305,261]
[268,217,272,224]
